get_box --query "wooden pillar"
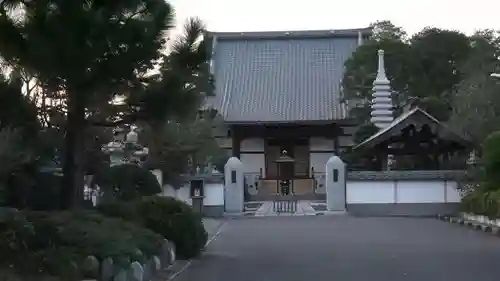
[333,125,340,155]
[231,128,241,158]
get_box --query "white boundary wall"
[347,180,461,204]
[161,182,224,207]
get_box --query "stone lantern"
[275,150,295,195]
[101,125,149,167]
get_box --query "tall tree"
[409,28,471,105]
[0,0,173,209]
[128,17,214,178]
[342,21,413,124]
[370,20,408,42]
[342,24,473,126]
[449,30,500,144]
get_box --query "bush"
[99,196,208,259]
[482,131,500,189]
[0,210,164,279]
[461,188,500,219]
[93,164,162,202]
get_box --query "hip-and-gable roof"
[205,28,371,123]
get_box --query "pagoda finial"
[376,50,389,82]
[370,49,394,129]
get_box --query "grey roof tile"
[207,29,369,123]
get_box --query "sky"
[166,0,500,37]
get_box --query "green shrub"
[99,196,208,259]
[461,188,500,219]
[0,210,164,279]
[482,131,500,189]
[93,164,162,201]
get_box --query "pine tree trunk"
[61,93,85,210]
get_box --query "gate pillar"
[224,157,244,213]
[325,156,346,212]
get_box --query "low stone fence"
[83,239,176,281]
[461,212,500,227]
[437,213,500,236]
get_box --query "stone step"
[258,179,314,195]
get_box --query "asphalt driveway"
[175,216,500,281]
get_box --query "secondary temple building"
[204,28,371,198]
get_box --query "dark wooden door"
[265,139,309,179]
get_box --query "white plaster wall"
[161,182,224,206]
[309,137,334,151]
[241,138,264,152]
[240,153,265,177]
[397,181,445,203]
[347,181,395,203]
[309,137,334,175]
[346,180,461,204]
[445,181,461,203]
[310,153,333,174]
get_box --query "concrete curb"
[436,214,500,237]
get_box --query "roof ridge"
[206,28,372,40]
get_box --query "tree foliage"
[94,164,162,202]
[0,0,175,209]
[129,17,212,126]
[448,30,500,144]
[143,111,224,186]
[342,38,413,123]
[370,20,408,42]
[342,21,472,125]
[409,27,471,101]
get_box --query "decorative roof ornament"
[370,49,394,129]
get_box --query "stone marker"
[160,240,170,266]
[100,257,114,281]
[113,269,127,281]
[169,242,176,263]
[81,255,100,278]
[142,259,153,281]
[133,248,143,263]
[130,261,144,281]
[152,256,161,270]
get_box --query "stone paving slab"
[254,200,325,216]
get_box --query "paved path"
[202,218,225,239]
[177,216,500,281]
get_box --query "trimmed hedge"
[98,196,207,259]
[93,164,162,202]
[0,210,164,279]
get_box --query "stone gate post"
[224,157,244,213]
[325,156,346,212]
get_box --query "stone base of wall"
[202,205,224,217]
[347,203,460,217]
